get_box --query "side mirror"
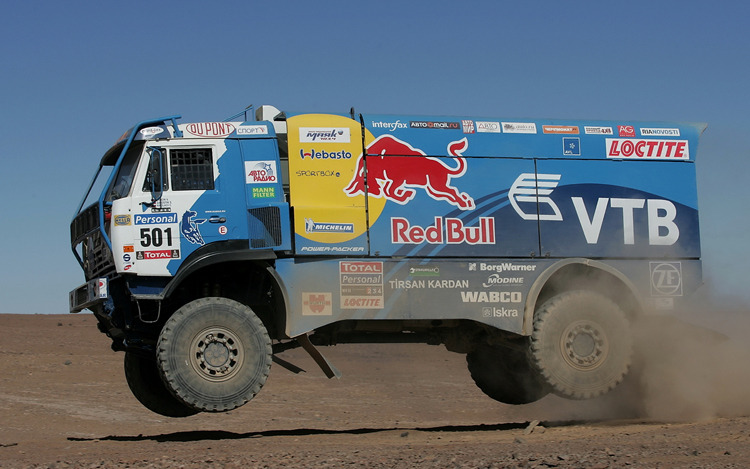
[144,147,165,207]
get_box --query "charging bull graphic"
[344,135,474,210]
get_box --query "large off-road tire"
[157,297,272,412]
[123,352,199,418]
[466,343,550,405]
[531,290,632,400]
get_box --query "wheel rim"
[190,326,244,382]
[560,320,609,371]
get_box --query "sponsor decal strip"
[299,127,351,143]
[246,161,278,183]
[640,128,680,137]
[606,139,689,159]
[305,218,354,234]
[340,261,384,309]
[584,126,614,135]
[542,125,579,134]
[476,121,502,133]
[237,124,268,135]
[184,122,236,138]
[302,292,333,316]
[502,122,537,134]
[134,213,178,225]
[410,121,460,130]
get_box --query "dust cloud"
[609,300,750,422]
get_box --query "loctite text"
[606,139,689,160]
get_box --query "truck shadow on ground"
[67,420,615,443]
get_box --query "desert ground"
[1,310,750,468]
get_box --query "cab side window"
[171,148,215,191]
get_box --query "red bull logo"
[344,135,475,210]
[391,216,496,245]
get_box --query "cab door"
[126,139,244,276]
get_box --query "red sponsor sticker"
[137,250,180,260]
[302,292,332,316]
[542,125,579,134]
[462,120,475,134]
[605,139,689,159]
[617,125,636,137]
[340,261,383,273]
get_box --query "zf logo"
[650,262,682,296]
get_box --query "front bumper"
[69,277,108,313]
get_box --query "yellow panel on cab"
[287,114,368,254]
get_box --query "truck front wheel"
[123,352,199,417]
[157,297,272,412]
[531,290,632,400]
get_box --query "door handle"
[208,216,227,223]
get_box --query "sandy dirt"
[1,312,750,468]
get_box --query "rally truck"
[70,105,704,416]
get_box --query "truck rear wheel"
[157,297,272,413]
[531,290,632,400]
[123,352,199,418]
[466,343,549,405]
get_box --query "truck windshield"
[78,141,147,211]
[106,141,146,202]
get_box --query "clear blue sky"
[1,0,748,314]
